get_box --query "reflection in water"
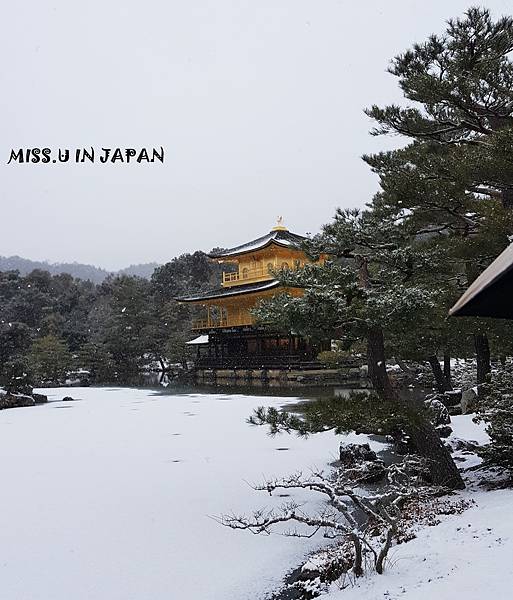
[141,373,362,402]
[88,372,371,403]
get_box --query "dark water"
[91,371,357,402]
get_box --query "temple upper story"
[177,220,324,331]
[209,219,310,287]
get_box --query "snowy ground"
[325,415,513,600]
[0,386,381,600]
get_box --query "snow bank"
[326,486,513,600]
[325,414,512,600]
[450,414,489,446]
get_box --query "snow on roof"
[177,280,282,302]
[209,229,307,259]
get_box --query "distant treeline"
[0,256,161,284]
[0,251,222,391]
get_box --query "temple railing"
[222,262,303,287]
[192,315,254,330]
[222,267,272,286]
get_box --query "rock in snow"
[461,387,480,414]
[0,391,48,410]
[436,424,453,438]
[339,442,378,465]
[443,389,462,406]
[425,396,451,425]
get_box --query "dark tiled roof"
[208,229,307,259]
[176,280,281,302]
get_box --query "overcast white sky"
[1,1,511,269]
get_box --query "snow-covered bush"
[475,370,513,470]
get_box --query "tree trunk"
[366,328,464,490]
[464,262,491,383]
[427,355,453,392]
[367,327,395,398]
[350,533,363,577]
[501,187,513,210]
[474,333,491,384]
[406,416,465,489]
[443,354,451,387]
[375,526,395,574]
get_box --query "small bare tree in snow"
[219,458,443,579]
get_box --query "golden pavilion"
[178,219,329,370]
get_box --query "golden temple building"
[178,220,329,370]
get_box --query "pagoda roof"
[450,242,513,319]
[209,228,307,259]
[177,280,282,302]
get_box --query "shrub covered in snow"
[475,371,513,471]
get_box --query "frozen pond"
[0,387,378,600]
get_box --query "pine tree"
[29,334,72,383]
[255,208,465,489]
[0,356,35,395]
[364,7,513,384]
[78,342,114,382]
[101,275,154,374]
[365,7,513,206]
